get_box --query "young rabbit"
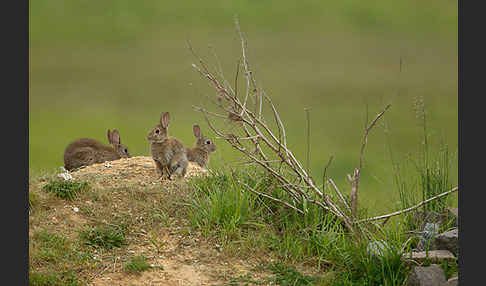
[146,112,188,179]
[63,129,131,171]
[185,124,216,168]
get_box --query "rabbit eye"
[155,129,160,134]
[124,148,128,153]
[205,140,211,145]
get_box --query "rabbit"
[63,129,131,171]
[146,112,188,179]
[185,124,216,168]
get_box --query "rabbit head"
[192,124,216,153]
[147,112,170,143]
[108,129,131,158]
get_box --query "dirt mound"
[68,156,208,189]
[31,157,272,285]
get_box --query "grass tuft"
[270,263,319,286]
[42,180,89,200]
[29,271,79,286]
[32,230,72,264]
[124,255,153,274]
[79,226,127,250]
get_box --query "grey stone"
[435,228,459,256]
[417,223,440,251]
[403,250,456,264]
[406,264,447,286]
[447,276,458,286]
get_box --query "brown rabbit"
[147,112,188,179]
[63,129,131,171]
[185,124,216,168]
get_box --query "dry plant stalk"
[189,18,356,233]
[347,104,391,218]
[189,18,459,235]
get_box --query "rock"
[417,223,440,251]
[447,276,458,286]
[403,250,456,264]
[435,228,459,256]
[406,264,447,286]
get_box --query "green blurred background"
[29,0,457,214]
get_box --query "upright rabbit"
[185,124,216,168]
[63,129,131,171]
[147,112,188,179]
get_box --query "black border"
[3,0,29,284]
[459,0,479,284]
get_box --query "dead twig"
[189,18,357,235]
[349,104,392,219]
[356,186,458,223]
[328,178,351,214]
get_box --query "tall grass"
[186,170,268,244]
[414,96,452,214]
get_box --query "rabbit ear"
[193,124,202,139]
[107,129,112,144]
[161,112,170,128]
[111,129,121,144]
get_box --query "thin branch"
[328,178,351,213]
[356,186,459,223]
[322,155,334,189]
[189,18,357,234]
[359,104,392,171]
[349,103,392,219]
[234,58,241,98]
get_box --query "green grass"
[185,162,456,285]
[79,226,127,250]
[29,271,79,286]
[186,171,268,244]
[32,231,73,264]
[41,181,89,200]
[29,230,90,286]
[124,255,154,274]
[269,263,321,286]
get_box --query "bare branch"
[359,104,392,171]
[189,18,357,234]
[322,155,334,188]
[357,186,459,223]
[328,178,351,213]
[349,104,392,219]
